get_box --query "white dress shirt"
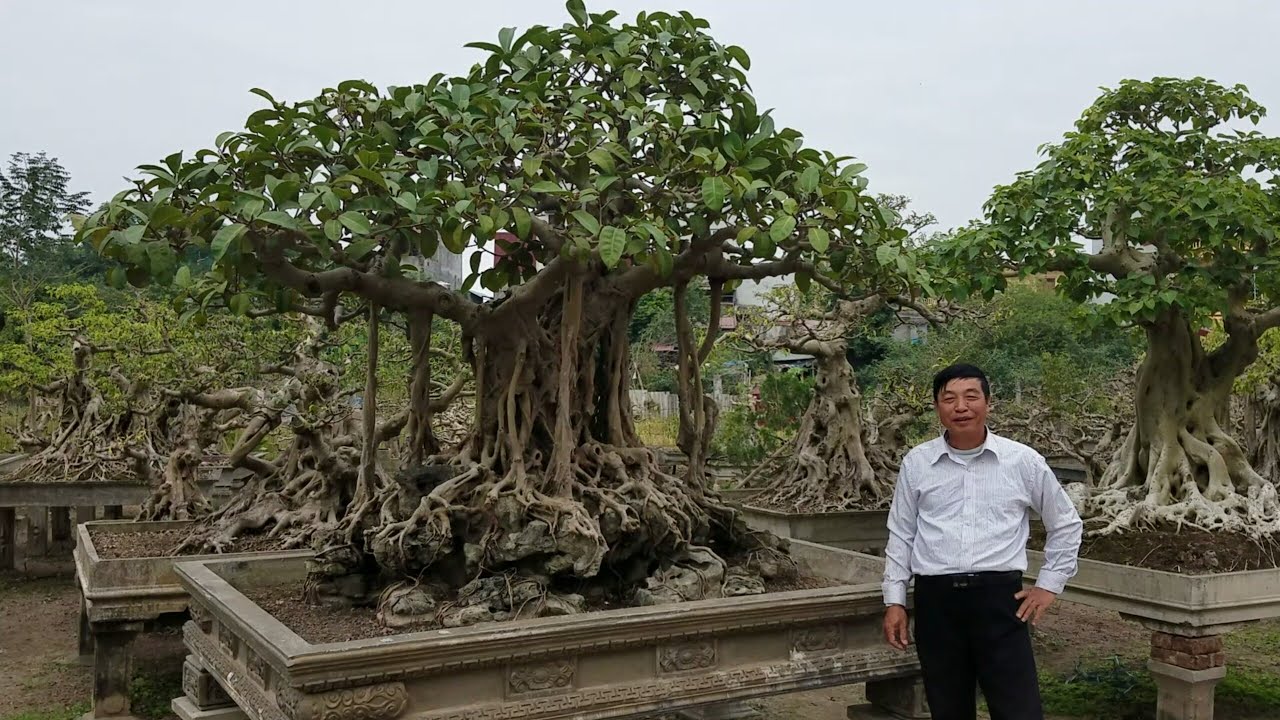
[882,429,1083,607]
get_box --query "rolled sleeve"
[1031,459,1083,594]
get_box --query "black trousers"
[913,572,1043,720]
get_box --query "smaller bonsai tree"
[953,77,1280,536]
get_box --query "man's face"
[934,377,989,435]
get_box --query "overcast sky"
[3,1,1278,232]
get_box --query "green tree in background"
[950,77,1280,535]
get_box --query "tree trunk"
[1091,308,1278,535]
[1247,381,1280,483]
[405,311,440,466]
[753,341,897,512]
[356,277,779,625]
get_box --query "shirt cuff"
[1035,568,1071,595]
[882,581,908,607]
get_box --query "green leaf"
[841,163,868,179]
[122,225,146,245]
[512,206,533,240]
[452,84,471,109]
[339,211,372,236]
[598,226,626,268]
[229,293,252,316]
[499,26,516,53]
[797,165,820,195]
[623,68,642,88]
[211,224,247,261]
[174,265,193,288]
[769,215,796,244]
[587,148,616,174]
[530,180,564,194]
[571,210,601,236]
[346,238,379,260]
[808,227,830,253]
[393,193,419,212]
[653,246,673,277]
[876,244,898,266]
[106,266,127,289]
[324,219,343,242]
[795,271,812,292]
[702,176,728,212]
[566,0,587,25]
[726,45,751,70]
[257,210,298,230]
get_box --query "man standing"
[882,363,1083,720]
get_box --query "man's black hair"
[932,363,991,401]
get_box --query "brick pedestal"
[1148,632,1226,720]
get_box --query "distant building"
[404,243,467,291]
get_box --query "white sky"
[3,1,1278,232]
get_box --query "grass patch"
[130,667,183,720]
[1036,655,1280,719]
[634,415,678,447]
[1038,656,1156,719]
[1219,666,1280,712]
[0,704,90,720]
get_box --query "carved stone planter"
[75,519,312,720]
[1026,549,1280,720]
[738,506,891,556]
[173,541,923,720]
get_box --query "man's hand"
[1014,586,1057,625]
[883,605,910,650]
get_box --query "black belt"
[914,570,1022,589]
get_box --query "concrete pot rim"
[173,550,890,689]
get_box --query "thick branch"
[254,234,478,327]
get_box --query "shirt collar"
[930,426,1001,464]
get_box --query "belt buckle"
[953,576,971,589]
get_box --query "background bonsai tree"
[730,196,948,512]
[79,3,900,624]
[952,77,1280,536]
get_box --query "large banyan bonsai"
[79,3,920,624]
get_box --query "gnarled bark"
[176,277,783,629]
[1086,308,1280,536]
[752,339,902,512]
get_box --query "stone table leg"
[1148,632,1226,720]
[87,623,143,720]
[170,654,244,720]
[860,675,930,719]
[0,508,15,570]
[26,506,49,557]
[78,595,95,665]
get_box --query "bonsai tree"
[78,3,900,623]
[954,77,1280,536]
[1237,329,1280,482]
[730,197,947,511]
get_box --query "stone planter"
[738,506,890,556]
[1026,550,1280,720]
[75,519,312,720]
[171,540,926,720]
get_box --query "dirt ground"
[2,561,1277,720]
